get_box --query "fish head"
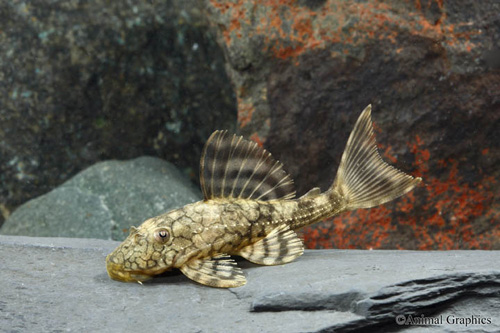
[106,215,179,283]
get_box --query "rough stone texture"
[0,0,236,227]
[0,157,201,240]
[1,235,499,332]
[204,0,500,250]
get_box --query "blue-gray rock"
[0,235,499,332]
[0,157,201,240]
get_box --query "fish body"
[106,105,421,287]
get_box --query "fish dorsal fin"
[179,254,246,288]
[238,224,304,265]
[200,130,296,201]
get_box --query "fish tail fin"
[330,105,422,211]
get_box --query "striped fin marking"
[180,254,246,288]
[200,130,296,201]
[332,105,422,209]
[238,224,304,265]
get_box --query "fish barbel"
[106,105,421,287]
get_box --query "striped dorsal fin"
[200,130,296,201]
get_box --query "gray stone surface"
[0,157,201,240]
[1,235,499,332]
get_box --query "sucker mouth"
[106,261,152,283]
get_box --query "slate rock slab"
[205,0,500,250]
[0,157,201,240]
[1,235,499,332]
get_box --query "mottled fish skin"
[106,194,343,282]
[106,105,422,287]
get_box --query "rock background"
[0,157,201,240]
[1,1,498,250]
[205,0,500,250]
[1,235,499,332]
[0,0,235,226]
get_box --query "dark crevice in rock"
[358,272,500,313]
[318,272,500,332]
[249,271,500,332]
[320,294,500,333]
[361,272,500,317]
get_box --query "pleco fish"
[106,105,422,288]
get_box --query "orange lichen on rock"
[249,132,265,147]
[410,134,430,177]
[413,158,498,250]
[303,134,498,250]
[304,205,396,249]
[208,0,482,61]
[210,1,251,45]
[237,97,256,128]
[207,0,497,250]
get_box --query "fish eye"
[154,228,170,243]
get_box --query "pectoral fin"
[180,255,246,288]
[238,224,304,265]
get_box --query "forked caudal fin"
[331,105,422,210]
